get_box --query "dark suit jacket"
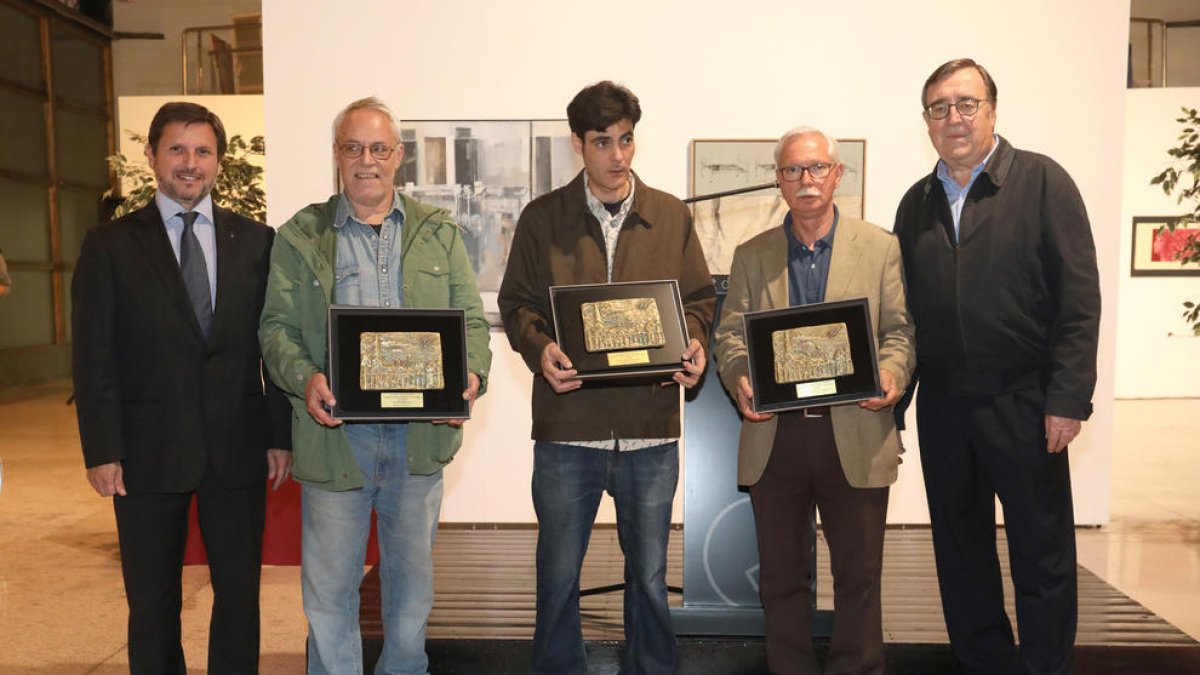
[72,200,289,493]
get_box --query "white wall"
[262,0,1129,524]
[1117,88,1200,398]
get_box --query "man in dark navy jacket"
[73,102,291,675]
[894,59,1100,675]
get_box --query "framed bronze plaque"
[743,298,881,413]
[549,280,689,380]
[328,306,469,420]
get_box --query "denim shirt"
[334,189,408,444]
[334,189,406,309]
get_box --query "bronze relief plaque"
[580,297,667,353]
[771,323,854,384]
[359,331,444,390]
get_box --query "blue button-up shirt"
[333,189,406,309]
[784,208,838,307]
[334,189,408,440]
[156,192,217,307]
[936,133,999,242]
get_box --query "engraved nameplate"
[795,380,838,398]
[360,331,444,391]
[772,323,854,384]
[607,350,651,367]
[580,297,666,353]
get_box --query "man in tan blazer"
[714,126,914,675]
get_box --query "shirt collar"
[155,191,214,226]
[783,206,839,254]
[334,188,406,229]
[935,133,1000,192]
[584,173,636,221]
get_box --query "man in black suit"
[72,102,291,675]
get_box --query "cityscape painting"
[396,120,583,323]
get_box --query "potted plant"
[1150,107,1200,334]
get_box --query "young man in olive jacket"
[259,97,491,675]
[498,81,715,675]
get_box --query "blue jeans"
[302,423,443,675]
[531,441,679,675]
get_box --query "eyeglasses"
[925,97,986,120]
[776,163,836,182]
[337,142,397,160]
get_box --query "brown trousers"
[748,412,889,675]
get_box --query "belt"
[799,405,830,418]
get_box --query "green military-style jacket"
[259,193,491,490]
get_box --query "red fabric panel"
[183,480,381,566]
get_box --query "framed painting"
[1131,216,1200,276]
[689,138,865,275]
[337,120,584,324]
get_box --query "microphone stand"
[682,181,778,204]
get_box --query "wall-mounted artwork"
[395,120,583,323]
[690,138,865,275]
[1131,216,1200,276]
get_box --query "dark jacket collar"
[923,135,1015,198]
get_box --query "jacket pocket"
[408,260,451,307]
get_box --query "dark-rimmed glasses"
[337,142,397,160]
[925,98,986,120]
[776,163,835,182]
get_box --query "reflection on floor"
[0,386,1196,674]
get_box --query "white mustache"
[793,187,822,198]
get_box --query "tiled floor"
[0,386,1196,673]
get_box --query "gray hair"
[774,126,840,165]
[332,96,402,142]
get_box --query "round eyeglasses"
[776,163,835,182]
[337,142,397,160]
[925,98,986,120]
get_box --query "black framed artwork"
[744,298,881,413]
[549,280,689,380]
[327,306,469,420]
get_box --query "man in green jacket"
[259,97,491,675]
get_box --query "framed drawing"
[337,120,585,324]
[1131,216,1200,276]
[689,138,865,275]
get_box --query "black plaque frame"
[549,280,689,380]
[328,305,469,421]
[744,298,881,413]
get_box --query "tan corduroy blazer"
[713,215,916,488]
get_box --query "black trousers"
[113,470,266,675]
[917,383,1076,675]
[749,412,889,675]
